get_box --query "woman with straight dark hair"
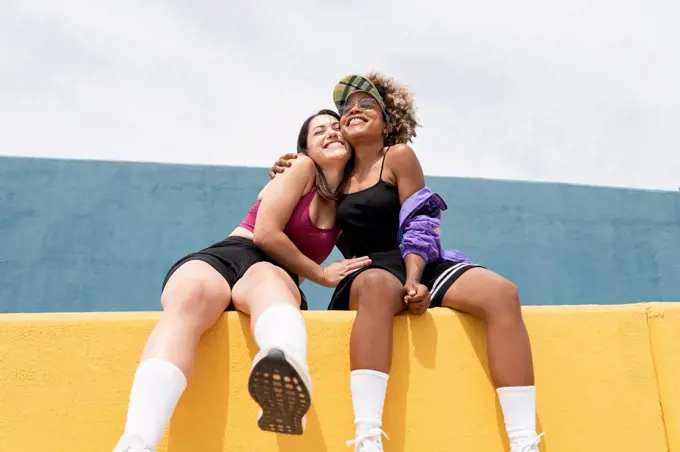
[114,109,371,452]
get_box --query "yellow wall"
[1,303,678,452]
[648,303,680,452]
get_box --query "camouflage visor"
[333,74,387,120]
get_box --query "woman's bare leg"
[115,260,231,451]
[346,269,404,450]
[231,262,310,435]
[143,261,232,373]
[440,267,541,451]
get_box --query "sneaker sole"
[247,348,311,435]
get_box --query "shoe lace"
[515,432,545,452]
[346,428,389,450]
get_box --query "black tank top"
[336,147,401,257]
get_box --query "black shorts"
[162,236,308,311]
[328,248,483,310]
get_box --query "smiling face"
[304,114,351,171]
[339,91,386,145]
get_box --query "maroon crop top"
[239,188,340,264]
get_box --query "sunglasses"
[340,97,379,116]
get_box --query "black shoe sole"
[247,348,311,435]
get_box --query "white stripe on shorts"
[430,262,475,302]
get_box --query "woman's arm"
[268,153,298,179]
[387,144,432,313]
[253,155,328,285]
[389,144,427,285]
[254,155,371,287]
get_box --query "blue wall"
[1,156,678,313]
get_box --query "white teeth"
[349,118,364,126]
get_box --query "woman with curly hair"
[270,73,542,452]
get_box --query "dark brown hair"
[296,109,354,201]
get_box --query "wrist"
[405,268,422,285]
[404,254,425,285]
[316,266,329,287]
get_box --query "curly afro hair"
[364,71,420,146]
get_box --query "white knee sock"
[253,303,307,365]
[351,369,389,436]
[496,386,537,440]
[122,358,187,448]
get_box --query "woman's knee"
[349,270,403,314]
[161,261,230,321]
[245,262,296,289]
[483,278,522,323]
[232,262,301,308]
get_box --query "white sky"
[1,0,678,190]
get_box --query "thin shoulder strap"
[378,146,392,179]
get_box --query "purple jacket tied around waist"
[398,187,472,264]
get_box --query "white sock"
[122,358,188,448]
[253,303,307,365]
[496,386,537,440]
[351,369,389,437]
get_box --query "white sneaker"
[510,433,545,452]
[113,434,153,452]
[248,347,312,435]
[346,428,389,452]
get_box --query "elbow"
[252,227,267,247]
[400,226,441,263]
[400,241,437,263]
[252,227,276,249]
